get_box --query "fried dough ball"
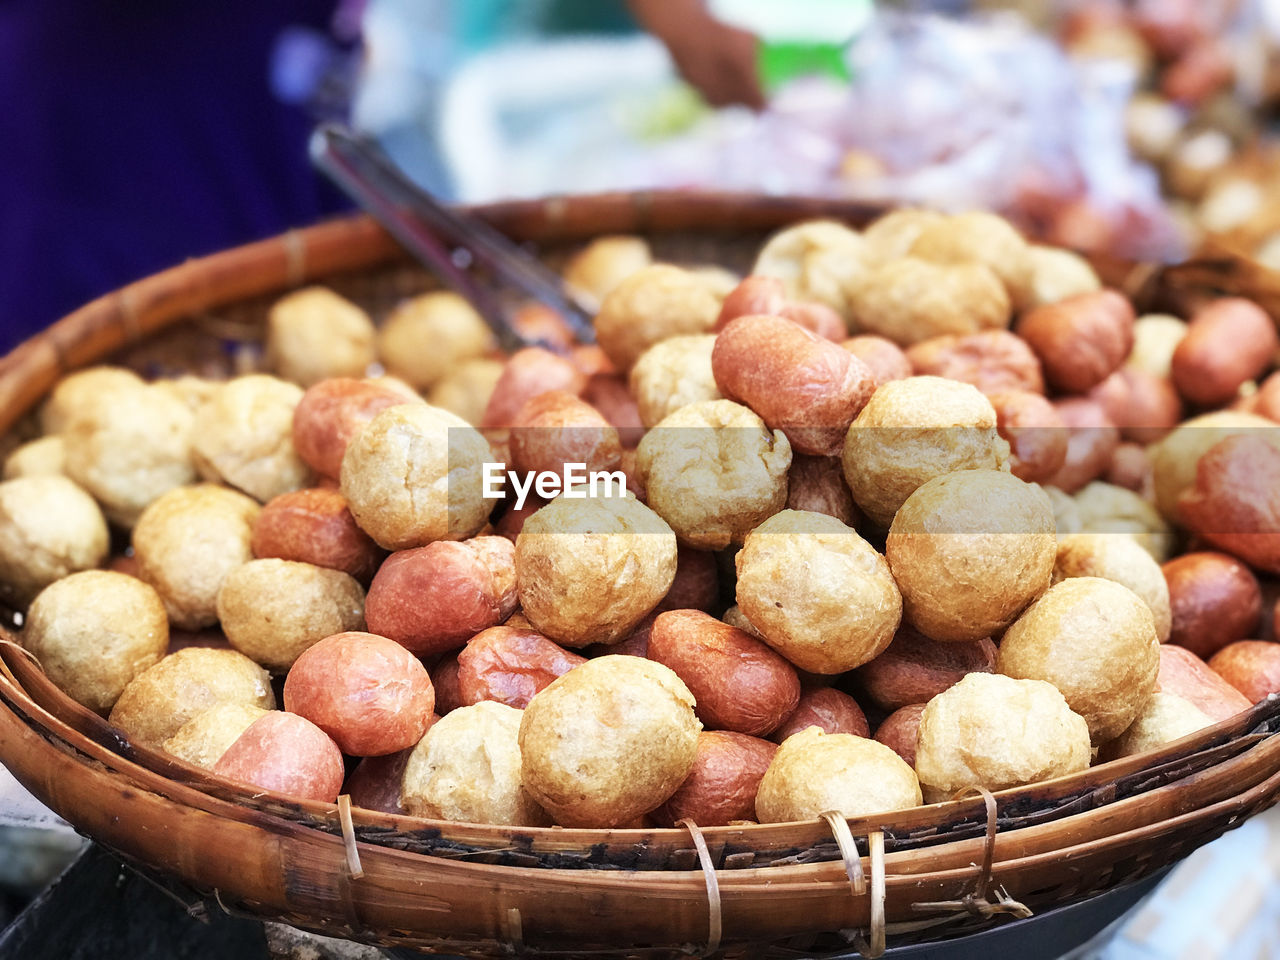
[856,627,997,713]
[216,559,365,672]
[1073,481,1175,563]
[518,656,700,826]
[1053,533,1172,642]
[402,701,550,826]
[652,731,777,827]
[908,211,1033,307]
[377,291,496,390]
[755,727,921,822]
[845,258,1011,346]
[861,208,946,264]
[162,702,270,769]
[22,570,168,713]
[886,470,1056,642]
[213,711,344,803]
[629,335,722,428]
[108,647,275,746]
[842,377,1010,528]
[1101,692,1213,760]
[345,747,415,815]
[873,704,927,768]
[456,625,586,710]
[636,400,791,550]
[786,454,859,526]
[515,493,677,647]
[594,265,722,372]
[339,402,491,550]
[153,375,220,413]
[364,538,517,657]
[191,375,311,502]
[132,484,259,630]
[266,286,376,387]
[291,377,422,481]
[563,235,653,310]
[63,382,196,526]
[39,366,145,435]
[648,609,801,737]
[284,631,433,755]
[997,577,1160,743]
[250,487,383,583]
[915,673,1091,803]
[426,358,505,427]
[752,220,869,319]
[2,436,65,480]
[1127,314,1188,380]
[1021,245,1101,309]
[0,475,109,607]
[735,510,902,674]
[1149,411,1274,523]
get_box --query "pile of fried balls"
[3,208,1279,829]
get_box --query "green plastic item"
[758,40,851,91]
[713,0,871,90]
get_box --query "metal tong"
[309,123,595,352]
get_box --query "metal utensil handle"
[310,126,530,353]
[312,124,594,346]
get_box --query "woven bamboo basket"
[1,192,1279,958]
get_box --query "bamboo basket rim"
[3,634,1278,871]
[2,192,1280,954]
[3,665,1277,955]
[3,633,1277,885]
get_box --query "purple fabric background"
[0,1,351,353]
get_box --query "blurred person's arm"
[627,0,765,109]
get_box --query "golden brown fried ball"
[997,577,1160,743]
[402,701,551,826]
[1072,481,1175,563]
[132,484,260,630]
[0,475,109,608]
[842,377,1010,528]
[629,334,722,428]
[1053,533,1172,642]
[907,211,1032,307]
[192,375,312,503]
[594,265,722,372]
[63,382,196,527]
[755,727,921,822]
[845,258,1010,345]
[636,400,791,550]
[162,702,270,769]
[108,647,275,746]
[886,470,1056,643]
[39,366,145,435]
[518,656,700,826]
[753,220,869,319]
[266,286,377,387]
[216,558,365,671]
[1021,246,1101,310]
[339,402,492,550]
[735,510,902,674]
[563,235,653,310]
[2,436,66,480]
[515,493,677,647]
[915,673,1091,803]
[23,570,168,713]
[426,358,505,427]
[860,209,947,265]
[377,291,496,391]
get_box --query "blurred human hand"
[628,0,765,110]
